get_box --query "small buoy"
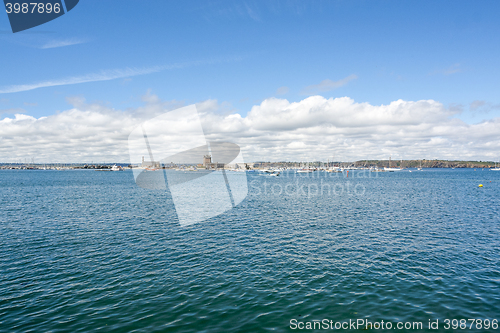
[478,184,483,187]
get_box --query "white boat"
[111,164,123,171]
[492,162,500,171]
[384,167,402,172]
[384,156,402,172]
[327,166,342,173]
[297,168,314,173]
[417,160,422,171]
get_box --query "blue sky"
[1,1,500,162]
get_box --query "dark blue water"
[1,169,499,332]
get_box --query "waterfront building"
[202,155,224,169]
[141,156,161,168]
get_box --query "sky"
[1,0,500,163]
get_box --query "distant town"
[0,157,499,170]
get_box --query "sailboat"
[417,160,422,171]
[384,156,402,172]
[297,161,314,173]
[492,162,500,171]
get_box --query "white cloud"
[301,75,358,95]
[1,94,500,163]
[0,66,175,94]
[0,56,243,94]
[430,63,462,76]
[276,86,289,95]
[469,100,500,113]
[443,63,461,75]
[0,107,26,115]
[244,3,260,21]
[40,38,87,49]
[470,100,486,110]
[201,96,500,161]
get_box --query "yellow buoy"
[479,184,483,187]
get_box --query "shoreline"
[0,159,499,171]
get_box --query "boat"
[384,167,402,172]
[327,166,342,173]
[111,165,123,171]
[417,160,422,171]
[297,168,314,173]
[384,156,402,172]
[384,167,401,171]
[492,162,500,171]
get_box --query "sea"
[0,168,499,332]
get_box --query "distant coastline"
[252,159,499,169]
[0,159,498,170]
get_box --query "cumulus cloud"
[301,75,358,95]
[201,96,499,161]
[1,94,500,163]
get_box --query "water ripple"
[0,169,499,332]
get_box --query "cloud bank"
[1,94,499,163]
